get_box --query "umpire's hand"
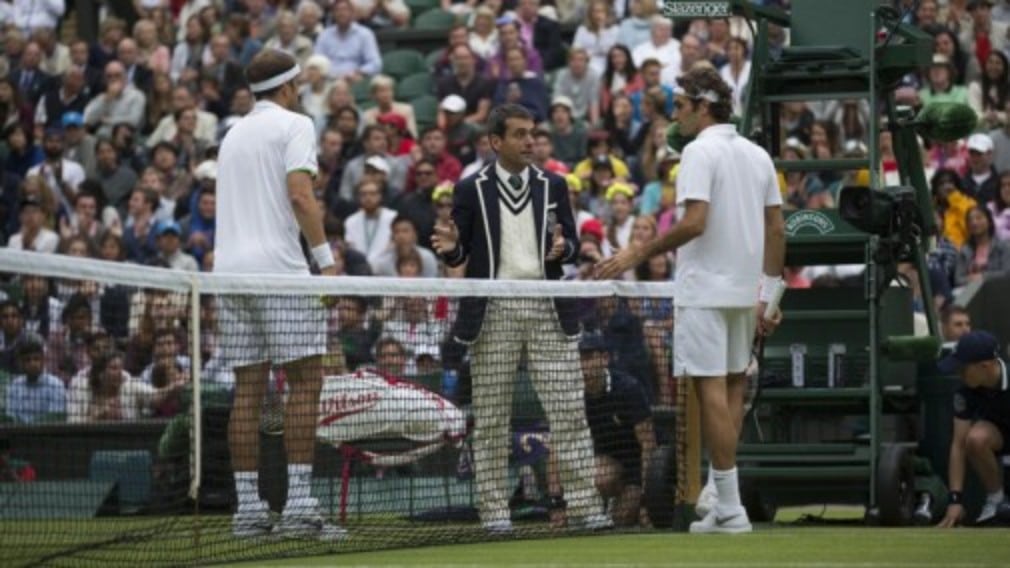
[545,225,565,261]
[431,218,459,255]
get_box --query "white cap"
[551,95,574,111]
[415,342,441,360]
[365,155,391,174]
[967,133,994,153]
[440,94,467,114]
[305,54,331,76]
[194,160,217,181]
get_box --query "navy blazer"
[442,161,580,344]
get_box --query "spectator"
[122,187,160,264]
[553,48,601,125]
[67,351,184,423]
[179,184,215,265]
[2,123,43,178]
[616,0,658,50]
[941,305,972,343]
[371,215,439,277]
[969,50,1009,130]
[990,99,1010,172]
[155,221,198,272]
[133,19,170,76]
[299,55,333,125]
[960,0,1009,70]
[170,15,209,84]
[19,274,62,341]
[919,54,971,108]
[436,44,494,124]
[27,127,85,212]
[662,32,706,86]
[10,41,52,105]
[720,37,751,117]
[395,158,440,247]
[264,11,314,67]
[406,127,463,191]
[532,128,569,174]
[12,0,64,33]
[202,34,247,102]
[140,329,191,386]
[600,44,642,116]
[431,24,472,79]
[0,300,27,374]
[440,95,478,165]
[46,293,93,382]
[468,6,499,61]
[33,26,69,76]
[61,112,97,179]
[602,182,635,257]
[339,125,408,202]
[58,190,107,247]
[297,1,326,42]
[361,74,418,138]
[987,171,1010,241]
[514,0,564,70]
[573,130,632,181]
[7,197,58,253]
[224,13,263,68]
[34,66,88,130]
[572,0,618,77]
[460,129,494,179]
[116,37,154,93]
[631,16,680,73]
[372,335,408,377]
[486,18,542,80]
[577,332,655,527]
[492,47,549,122]
[354,0,411,29]
[146,85,219,148]
[345,178,397,264]
[313,0,382,82]
[93,138,138,210]
[963,133,1000,203]
[332,296,380,370]
[955,205,1010,286]
[83,60,147,137]
[5,339,65,423]
[90,17,127,71]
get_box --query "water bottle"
[442,368,459,401]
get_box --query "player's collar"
[697,123,737,140]
[1000,359,1008,391]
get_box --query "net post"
[673,377,702,529]
[187,274,203,549]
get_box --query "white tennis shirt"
[214,100,319,274]
[674,123,783,308]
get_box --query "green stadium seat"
[382,49,427,80]
[351,79,373,104]
[411,95,440,130]
[413,8,457,31]
[406,0,441,18]
[0,480,117,519]
[425,48,444,72]
[396,72,434,101]
[90,450,153,513]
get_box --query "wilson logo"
[319,391,381,426]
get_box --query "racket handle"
[762,279,787,319]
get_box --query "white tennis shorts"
[218,295,326,368]
[673,306,756,377]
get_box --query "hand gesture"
[431,217,459,255]
[756,302,783,337]
[545,224,565,261]
[320,265,338,277]
[937,504,963,528]
[594,244,641,280]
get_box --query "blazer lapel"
[475,162,500,278]
[531,165,549,266]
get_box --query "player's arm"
[288,170,334,275]
[938,416,972,527]
[763,204,786,280]
[435,183,473,267]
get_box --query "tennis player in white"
[597,66,786,534]
[215,49,345,541]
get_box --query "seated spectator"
[962,133,999,203]
[371,215,439,277]
[955,205,1010,286]
[372,335,408,378]
[46,293,94,382]
[7,197,58,253]
[93,138,138,211]
[361,74,418,139]
[12,0,64,33]
[375,290,447,377]
[720,37,751,117]
[265,11,314,66]
[514,0,564,70]
[10,41,53,105]
[3,123,44,179]
[146,85,219,149]
[492,47,549,122]
[313,0,382,82]
[566,174,596,233]
[353,0,411,29]
[941,305,972,343]
[133,19,170,76]
[224,13,263,68]
[122,187,160,265]
[62,112,98,180]
[468,6,499,61]
[988,171,1010,241]
[437,44,494,125]
[602,183,635,257]
[460,129,494,179]
[34,67,88,130]
[603,93,642,160]
[299,55,334,125]
[935,331,1010,527]
[577,332,655,527]
[332,296,381,370]
[572,0,618,77]
[532,129,569,175]
[140,328,191,386]
[339,125,408,203]
[440,95,479,165]
[486,18,542,80]
[968,50,1009,131]
[170,14,209,84]
[616,0,658,50]
[179,186,215,266]
[933,168,978,248]
[631,16,680,74]
[297,0,326,41]
[67,351,184,423]
[631,59,674,124]
[919,54,971,108]
[0,300,28,374]
[83,60,147,138]
[405,127,463,192]
[155,221,198,272]
[202,34,247,104]
[781,140,829,209]
[345,179,397,264]
[27,128,86,213]
[573,131,631,182]
[5,339,66,423]
[396,158,440,246]
[19,275,62,340]
[125,290,187,375]
[600,44,643,116]
[553,48,601,125]
[377,112,414,159]
[116,37,153,92]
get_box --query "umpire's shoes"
[231,505,273,539]
[572,513,614,531]
[690,505,752,534]
[482,519,514,535]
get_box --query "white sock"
[713,467,741,509]
[706,467,715,491]
[286,463,313,511]
[234,471,261,510]
[986,489,1005,505]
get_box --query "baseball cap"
[967,133,994,153]
[551,95,574,112]
[61,111,84,128]
[440,94,466,114]
[578,332,608,353]
[937,331,1000,374]
[564,173,583,193]
[157,221,182,237]
[580,218,604,243]
[193,160,217,181]
[376,112,407,132]
[365,155,391,175]
[591,155,613,171]
[931,53,952,67]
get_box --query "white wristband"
[759,274,786,315]
[311,243,335,270]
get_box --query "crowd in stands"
[2,0,1010,424]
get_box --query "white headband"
[250,63,302,93]
[691,89,721,103]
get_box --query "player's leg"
[222,297,273,537]
[528,300,608,529]
[595,454,623,500]
[269,296,346,541]
[698,369,747,517]
[470,300,522,531]
[965,420,1006,523]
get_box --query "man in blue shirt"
[5,339,66,424]
[313,0,382,82]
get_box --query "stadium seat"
[425,48,444,72]
[89,450,153,513]
[351,79,373,104]
[406,0,441,19]
[411,95,440,130]
[382,49,427,80]
[413,8,457,31]
[396,72,434,101]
